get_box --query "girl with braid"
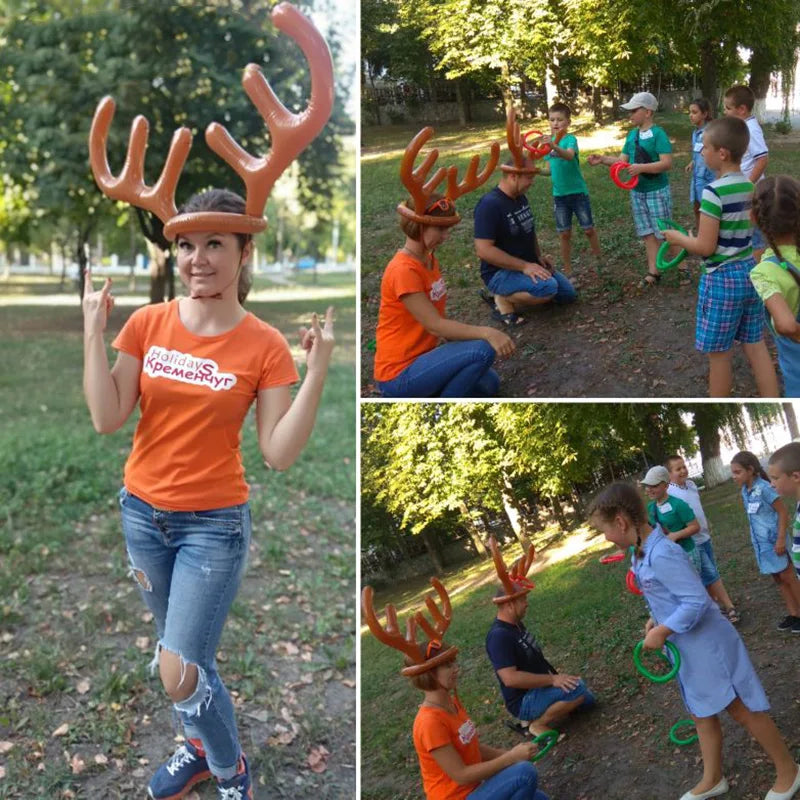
[749,175,800,394]
[730,451,800,631]
[588,482,800,800]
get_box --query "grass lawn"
[361,113,798,397]
[0,277,356,798]
[361,480,800,799]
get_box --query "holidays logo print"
[143,346,237,391]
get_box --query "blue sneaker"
[147,739,212,800]
[216,755,253,799]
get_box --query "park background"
[361,1,800,397]
[361,402,800,799]
[0,0,356,798]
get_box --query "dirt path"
[361,263,777,398]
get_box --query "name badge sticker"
[639,129,654,140]
[659,502,673,513]
[694,141,704,152]
[748,501,760,514]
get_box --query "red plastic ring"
[626,569,643,595]
[610,161,639,190]
[522,130,550,159]
[600,553,626,564]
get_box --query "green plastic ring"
[633,640,680,683]
[656,219,689,272]
[530,730,558,762]
[669,719,698,746]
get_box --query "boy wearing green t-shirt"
[588,92,674,287]
[535,103,602,279]
[641,465,702,573]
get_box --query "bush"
[775,119,792,135]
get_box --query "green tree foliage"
[362,403,789,569]
[0,0,350,297]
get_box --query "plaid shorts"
[695,258,765,353]
[630,184,672,239]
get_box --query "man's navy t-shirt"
[485,618,557,717]
[473,186,541,284]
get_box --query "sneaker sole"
[148,770,213,800]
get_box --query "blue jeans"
[467,762,549,800]
[486,268,577,304]
[376,340,500,398]
[519,678,595,721]
[119,488,251,780]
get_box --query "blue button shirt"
[633,526,769,716]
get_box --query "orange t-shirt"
[112,299,298,511]
[373,251,447,382]
[412,698,481,800]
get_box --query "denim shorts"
[696,540,721,586]
[486,268,577,304]
[518,678,595,721]
[553,192,594,233]
[630,184,672,239]
[119,487,251,778]
[695,258,764,352]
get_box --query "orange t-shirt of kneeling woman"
[373,251,447,382]
[412,699,481,800]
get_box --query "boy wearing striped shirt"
[663,117,778,397]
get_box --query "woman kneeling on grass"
[362,579,550,800]
[373,129,514,398]
[83,8,335,797]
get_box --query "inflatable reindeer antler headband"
[396,127,499,226]
[501,107,538,175]
[490,536,536,604]
[362,578,458,675]
[88,2,334,241]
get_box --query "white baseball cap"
[641,465,670,486]
[620,92,658,111]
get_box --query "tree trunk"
[501,63,514,115]
[368,67,382,126]
[458,501,487,556]
[456,80,467,127]
[147,240,170,304]
[694,407,727,487]
[749,43,773,122]
[501,477,524,542]
[700,39,719,112]
[420,528,444,573]
[592,86,603,123]
[550,495,567,528]
[784,403,800,440]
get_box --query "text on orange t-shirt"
[373,250,447,382]
[112,299,298,511]
[412,698,481,800]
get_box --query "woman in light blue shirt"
[589,481,800,800]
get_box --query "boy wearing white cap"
[588,91,674,286]
[641,465,702,573]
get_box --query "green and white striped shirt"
[699,171,754,273]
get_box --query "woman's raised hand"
[82,269,114,334]
[298,306,336,374]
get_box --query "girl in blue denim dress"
[686,99,716,231]
[589,481,800,800]
[730,451,800,632]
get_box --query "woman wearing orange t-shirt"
[362,580,550,800]
[82,12,335,797]
[374,129,514,398]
